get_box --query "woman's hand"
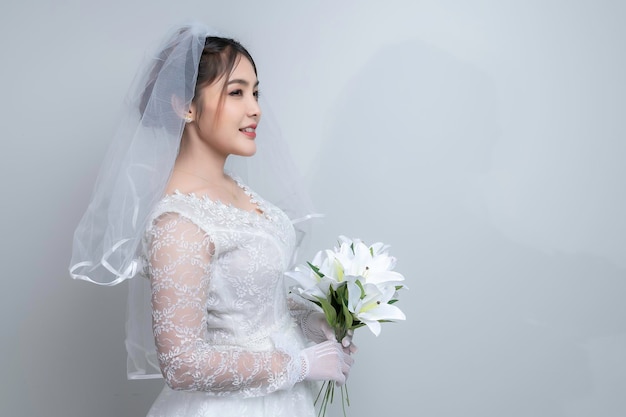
[298,341,354,386]
[302,312,358,354]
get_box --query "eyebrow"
[227,79,260,87]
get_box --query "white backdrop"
[1,1,624,416]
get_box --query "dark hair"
[195,36,257,118]
[138,31,256,128]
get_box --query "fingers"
[342,351,354,366]
[319,317,337,342]
[335,374,347,387]
[314,340,342,357]
[341,336,351,347]
[343,342,358,355]
[327,342,353,384]
[322,326,336,341]
[336,351,353,386]
[301,338,356,385]
[340,329,357,354]
[307,312,338,343]
[305,313,360,353]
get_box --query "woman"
[70,22,354,416]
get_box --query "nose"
[248,96,261,120]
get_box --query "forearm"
[157,343,300,395]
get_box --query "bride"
[70,22,355,417]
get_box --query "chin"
[236,145,257,157]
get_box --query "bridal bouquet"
[286,236,406,417]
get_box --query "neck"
[175,130,228,182]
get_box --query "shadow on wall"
[307,40,626,417]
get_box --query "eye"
[253,90,260,101]
[229,89,243,97]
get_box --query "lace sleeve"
[147,212,302,395]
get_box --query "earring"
[184,114,193,124]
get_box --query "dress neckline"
[167,175,272,221]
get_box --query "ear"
[171,95,194,122]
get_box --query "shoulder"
[147,193,209,235]
[151,191,195,217]
[144,198,214,255]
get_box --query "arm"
[148,212,300,395]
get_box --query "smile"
[239,125,257,139]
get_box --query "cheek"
[198,109,219,131]
[198,96,222,126]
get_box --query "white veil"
[69,22,319,379]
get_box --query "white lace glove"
[298,340,354,386]
[302,312,358,354]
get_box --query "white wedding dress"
[142,179,316,417]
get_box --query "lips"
[239,124,257,139]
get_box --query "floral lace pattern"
[143,182,310,402]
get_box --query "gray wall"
[2,1,624,416]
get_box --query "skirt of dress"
[146,381,317,417]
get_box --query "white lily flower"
[333,238,405,287]
[285,261,332,301]
[347,281,406,336]
[369,241,391,256]
[287,236,407,417]
[316,250,345,284]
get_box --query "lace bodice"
[143,181,307,398]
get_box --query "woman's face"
[192,55,261,157]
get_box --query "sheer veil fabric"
[69,22,319,378]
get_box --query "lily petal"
[366,270,405,285]
[346,281,363,312]
[361,319,382,336]
[359,303,406,322]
